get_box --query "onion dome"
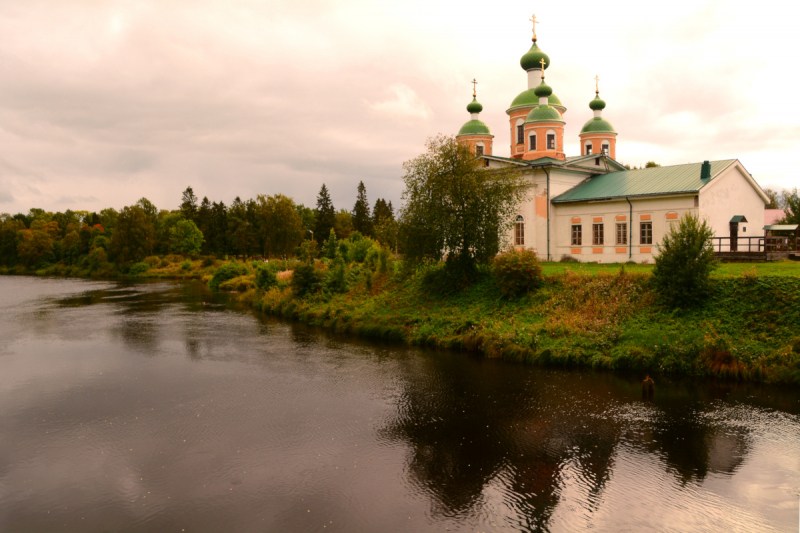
[520,42,550,72]
[458,120,492,136]
[589,94,606,111]
[466,97,483,114]
[580,117,616,133]
[534,80,552,98]
[525,105,564,124]
[509,89,563,109]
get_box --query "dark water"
[0,277,798,532]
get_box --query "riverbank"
[246,262,800,385]
[3,258,799,384]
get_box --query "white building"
[454,20,769,262]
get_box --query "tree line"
[0,181,397,268]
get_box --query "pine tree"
[372,198,394,226]
[196,197,212,254]
[352,181,372,236]
[180,186,199,221]
[210,201,228,256]
[314,184,336,244]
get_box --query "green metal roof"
[466,97,483,113]
[764,224,799,231]
[509,89,563,109]
[457,119,491,136]
[520,42,550,71]
[580,117,616,134]
[730,215,748,223]
[525,105,563,123]
[551,159,736,203]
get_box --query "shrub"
[165,254,183,263]
[326,256,348,293]
[347,236,375,263]
[652,213,717,308]
[181,260,191,271]
[129,262,150,276]
[290,261,325,297]
[559,254,579,263]
[209,262,248,290]
[256,265,278,291]
[158,259,169,268]
[201,256,216,267]
[144,256,160,266]
[492,248,543,297]
[218,275,255,292]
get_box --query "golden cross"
[539,57,546,79]
[471,78,477,97]
[595,75,600,93]
[529,14,538,40]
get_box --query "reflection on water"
[0,276,797,532]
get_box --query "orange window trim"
[593,248,603,254]
[616,247,627,254]
[616,215,626,221]
[640,214,651,220]
[640,247,652,253]
[570,248,582,254]
[666,213,679,220]
[571,217,581,224]
[592,217,603,223]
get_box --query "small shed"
[763,224,799,252]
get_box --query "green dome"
[533,80,552,98]
[466,97,483,113]
[589,95,606,111]
[509,89,563,109]
[525,105,564,124]
[457,119,492,136]
[580,117,616,133]
[520,42,550,71]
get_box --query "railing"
[764,236,798,252]
[711,237,764,253]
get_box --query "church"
[455,17,769,263]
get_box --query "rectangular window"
[571,225,582,246]
[517,125,524,144]
[602,144,609,155]
[616,223,627,245]
[475,145,484,156]
[640,222,652,244]
[529,134,536,150]
[585,144,592,155]
[547,134,555,150]
[515,222,524,246]
[593,223,604,245]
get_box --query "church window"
[593,223,604,245]
[476,145,484,156]
[585,143,592,155]
[547,134,555,150]
[517,124,524,144]
[529,134,536,150]
[602,143,609,155]
[640,222,652,244]
[515,216,525,246]
[616,223,628,245]
[571,225,582,246]
[595,157,600,165]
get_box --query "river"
[0,276,798,532]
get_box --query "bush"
[492,248,543,297]
[165,254,183,263]
[256,265,278,291]
[559,254,579,263]
[652,213,717,308]
[158,259,169,268]
[201,256,216,267]
[209,262,248,290]
[181,260,191,271]
[347,236,375,263]
[218,275,255,292]
[129,262,150,276]
[144,256,160,266]
[326,256,348,293]
[290,261,325,297]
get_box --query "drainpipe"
[625,196,632,259]
[544,167,551,261]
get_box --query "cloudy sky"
[0,0,797,215]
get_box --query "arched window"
[546,129,556,150]
[516,119,525,145]
[475,142,484,157]
[529,134,537,151]
[602,142,609,155]
[515,215,525,246]
[585,142,592,155]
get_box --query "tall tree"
[314,184,336,244]
[399,135,526,283]
[779,188,799,224]
[762,188,782,210]
[333,209,353,241]
[256,194,304,258]
[108,205,155,263]
[352,181,373,236]
[372,198,394,226]
[196,197,213,254]
[210,201,228,256]
[180,186,199,221]
[228,197,252,256]
[169,220,205,255]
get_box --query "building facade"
[454,19,769,262]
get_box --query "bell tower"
[456,79,493,156]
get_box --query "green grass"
[539,260,800,278]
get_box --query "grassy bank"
[3,257,799,385]
[247,261,800,385]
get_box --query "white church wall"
[551,195,696,263]
[699,163,766,246]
